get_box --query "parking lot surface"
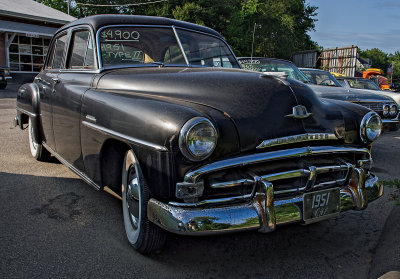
[0,85,399,278]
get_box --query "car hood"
[308,84,394,102]
[345,87,400,106]
[96,67,347,152]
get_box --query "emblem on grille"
[286,105,312,119]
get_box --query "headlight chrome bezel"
[360,111,382,144]
[179,117,218,161]
[389,104,398,118]
[382,104,390,117]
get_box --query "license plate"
[303,188,341,224]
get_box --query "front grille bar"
[184,146,370,184]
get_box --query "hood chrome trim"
[256,133,338,149]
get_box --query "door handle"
[52,77,60,83]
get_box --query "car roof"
[299,68,326,72]
[59,14,222,38]
[237,57,294,64]
[336,77,368,80]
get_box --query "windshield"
[99,26,240,68]
[300,70,342,87]
[239,59,310,83]
[346,79,382,91]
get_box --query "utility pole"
[67,0,70,15]
[251,23,256,61]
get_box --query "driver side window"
[47,34,68,69]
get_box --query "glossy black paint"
[16,15,372,201]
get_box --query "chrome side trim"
[257,133,338,149]
[184,146,370,183]
[82,121,168,152]
[16,107,36,118]
[42,143,101,191]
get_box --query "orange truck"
[362,68,390,90]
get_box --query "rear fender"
[16,83,41,143]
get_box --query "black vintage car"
[0,66,12,89]
[15,15,383,253]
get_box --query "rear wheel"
[28,118,50,161]
[122,149,166,254]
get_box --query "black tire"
[389,123,400,131]
[28,118,51,161]
[0,82,6,89]
[122,149,166,254]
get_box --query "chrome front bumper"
[382,112,400,125]
[148,172,383,235]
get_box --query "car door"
[52,27,97,171]
[35,32,68,151]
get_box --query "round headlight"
[360,112,382,143]
[389,104,398,117]
[382,104,390,117]
[179,117,217,161]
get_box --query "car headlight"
[360,112,382,143]
[179,117,217,161]
[382,104,390,117]
[389,104,398,117]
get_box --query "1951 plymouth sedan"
[15,15,383,254]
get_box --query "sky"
[306,0,400,54]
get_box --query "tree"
[38,0,318,60]
[358,48,389,73]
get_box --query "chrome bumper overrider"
[148,172,383,235]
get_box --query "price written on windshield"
[101,29,141,42]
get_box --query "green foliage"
[38,0,318,60]
[359,48,390,72]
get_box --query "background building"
[0,0,75,73]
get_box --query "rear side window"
[48,34,67,69]
[68,30,95,69]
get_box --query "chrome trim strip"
[184,146,370,183]
[261,169,310,181]
[382,119,400,124]
[85,115,96,122]
[257,133,338,149]
[16,107,36,118]
[169,194,253,207]
[172,25,189,66]
[82,121,168,151]
[211,178,255,189]
[42,143,101,191]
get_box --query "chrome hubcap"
[29,121,38,151]
[126,167,140,230]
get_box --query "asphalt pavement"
[0,83,399,279]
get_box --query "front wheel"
[122,149,166,254]
[28,118,50,161]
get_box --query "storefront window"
[9,34,50,72]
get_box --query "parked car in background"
[337,76,400,130]
[303,70,400,131]
[15,15,384,253]
[0,66,12,89]
[238,58,399,130]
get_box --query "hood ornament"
[285,105,312,119]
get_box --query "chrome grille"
[352,102,383,112]
[172,146,371,207]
